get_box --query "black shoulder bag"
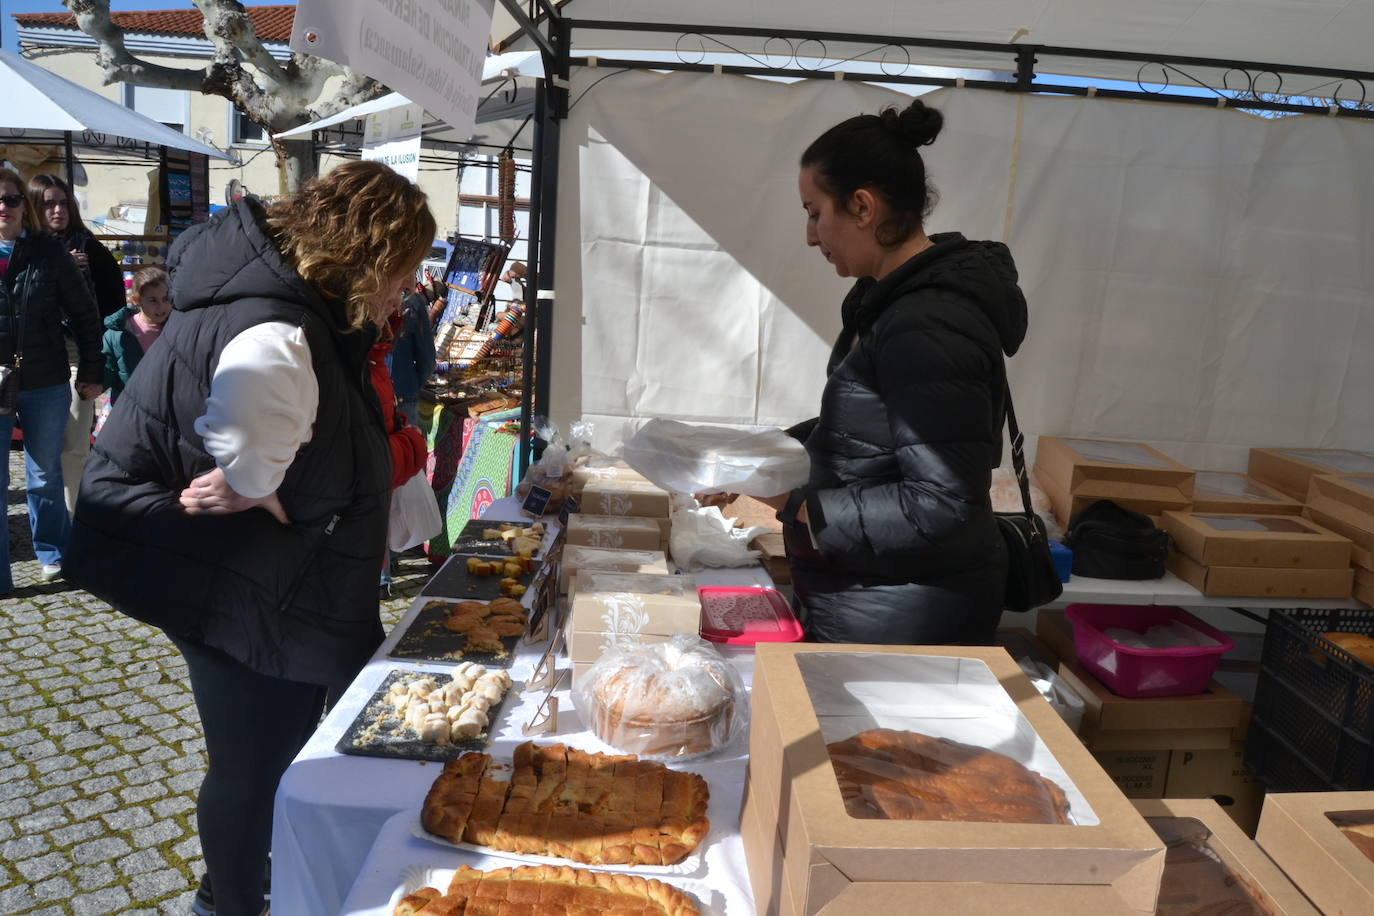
[996,383,1063,612]
[0,260,25,415]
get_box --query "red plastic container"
[697,586,803,645]
[1064,603,1234,698]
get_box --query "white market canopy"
[0,47,230,159]
[496,0,1374,88]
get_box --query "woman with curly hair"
[65,160,436,916]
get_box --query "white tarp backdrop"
[551,69,1374,471]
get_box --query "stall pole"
[63,131,76,189]
[517,83,548,478]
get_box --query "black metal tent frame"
[499,3,1374,473]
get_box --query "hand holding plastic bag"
[622,419,810,497]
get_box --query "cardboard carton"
[1189,470,1304,515]
[1356,568,1374,608]
[749,643,1166,914]
[580,477,671,518]
[751,532,790,585]
[726,495,785,533]
[1248,447,1374,501]
[1033,436,1194,526]
[1093,750,1171,799]
[1304,474,1374,571]
[1056,660,1244,752]
[1161,511,1352,569]
[565,570,699,666]
[557,544,668,595]
[1257,791,1374,916]
[565,514,662,551]
[1167,551,1354,598]
[1165,742,1266,835]
[1134,798,1317,912]
[1302,505,1374,571]
[569,457,646,499]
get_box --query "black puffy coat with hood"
[65,199,391,687]
[782,232,1027,645]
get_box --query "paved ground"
[0,448,424,915]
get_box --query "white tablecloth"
[272,499,768,916]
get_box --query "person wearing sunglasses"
[27,174,127,517]
[0,168,104,591]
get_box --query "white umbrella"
[0,47,230,160]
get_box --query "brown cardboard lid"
[1275,448,1374,474]
[562,545,667,567]
[1261,792,1374,896]
[1056,658,1244,732]
[1186,513,1330,536]
[572,570,694,595]
[582,477,667,495]
[1063,438,1183,469]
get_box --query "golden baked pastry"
[1148,816,1268,915]
[1322,632,1374,667]
[827,728,1072,824]
[443,614,485,634]
[485,615,526,637]
[487,598,526,618]
[587,660,736,759]
[463,628,505,654]
[419,741,710,866]
[452,601,492,619]
[393,864,698,915]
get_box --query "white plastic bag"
[622,419,810,497]
[388,472,443,551]
[1017,658,1087,735]
[669,503,769,572]
[514,419,594,513]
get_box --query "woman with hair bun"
[65,160,436,916]
[758,98,1027,645]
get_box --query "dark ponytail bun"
[801,99,944,247]
[886,100,943,147]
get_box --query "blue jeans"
[0,382,73,589]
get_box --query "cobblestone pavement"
[0,448,424,915]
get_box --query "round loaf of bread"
[585,638,741,758]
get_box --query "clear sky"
[1,1,295,54]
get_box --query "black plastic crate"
[1249,608,1374,791]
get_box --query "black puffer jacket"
[783,232,1028,645]
[65,200,391,686]
[0,232,102,389]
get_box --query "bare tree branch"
[190,0,289,88]
[64,0,207,92]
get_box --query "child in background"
[102,265,170,402]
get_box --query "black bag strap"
[6,237,26,370]
[1004,379,1037,531]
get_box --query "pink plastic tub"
[1064,603,1234,698]
[698,586,804,645]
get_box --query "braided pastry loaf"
[420,741,709,866]
[394,864,698,915]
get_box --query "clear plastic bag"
[515,419,594,512]
[622,419,810,497]
[575,634,748,760]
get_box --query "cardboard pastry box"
[569,457,648,499]
[1304,473,1374,570]
[747,643,1166,914]
[1257,791,1374,916]
[1167,551,1354,599]
[1056,659,1244,752]
[565,570,698,669]
[565,514,661,551]
[1248,447,1374,501]
[556,544,668,595]
[581,477,671,519]
[1161,511,1352,569]
[1033,436,1194,526]
[1134,798,1317,913]
[1190,471,1304,516]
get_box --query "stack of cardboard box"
[1302,473,1374,606]
[1032,436,1195,528]
[1258,791,1374,914]
[556,544,669,596]
[1037,609,1264,833]
[743,643,1167,914]
[725,495,789,585]
[1247,447,1374,501]
[1161,510,1354,599]
[579,468,672,552]
[565,569,699,685]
